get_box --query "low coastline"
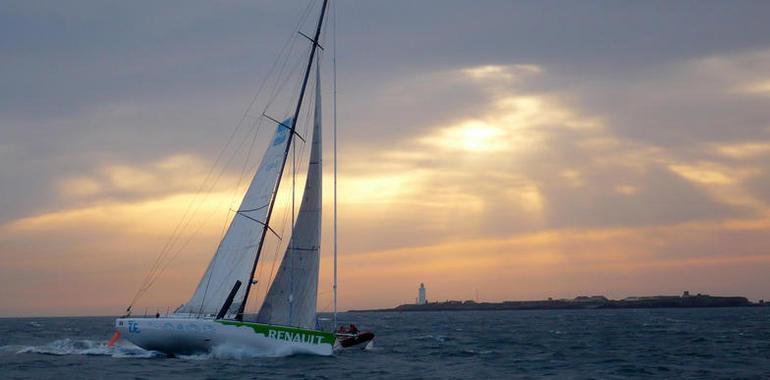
[350,293,768,313]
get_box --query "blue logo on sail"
[271,117,293,146]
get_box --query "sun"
[454,122,502,152]
[421,120,507,153]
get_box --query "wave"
[5,338,346,360]
[414,334,448,342]
[170,344,291,360]
[4,339,158,358]
[363,340,379,352]
[3,339,300,360]
[206,343,301,359]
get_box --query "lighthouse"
[417,283,427,305]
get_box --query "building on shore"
[417,283,427,305]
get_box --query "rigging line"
[251,91,310,313]
[126,4,312,310]
[146,4,306,263]
[243,1,329,318]
[265,7,317,117]
[284,85,318,318]
[201,172,295,312]
[136,24,294,295]
[141,122,268,302]
[263,9,312,115]
[222,120,266,242]
[133,1,316,305]
[140,133,243,295]
[281,68,316,324]
[288,77,316,202]
[226,120,267,234]
[250,137,298,313]
[199,118,265,314]
[251,98,313,311]
[269,2,313,102]
[266,57,306,122]
[255,94,314,306]
[128,125,245,308]
[152,80,286,272]
[254,165,292,291]
[261,2,313,113]
[263,38,300,112]
[255,185,291,312]
[136,122,259,301]
[145,96,310,314]
[266,1,318,109]
[290,70,317,325]
[289,109,296,326]
[248,16,319,314]
[238,9,329,315]
[251,80,316,315]
[319,298,332,313]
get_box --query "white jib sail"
[257,65,322,329]
[178,119,293,318]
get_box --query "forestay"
[178,118,293,318]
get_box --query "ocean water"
[1,308,769,379]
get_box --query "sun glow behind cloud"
[320,59,770,309]
[422,120,508,153]
[5,46,770,315]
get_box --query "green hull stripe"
[215,320,335,345]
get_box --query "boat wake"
[3,339,310,360]
[363,340,378,352]
[179,344,293,360]
[2,339,158,358]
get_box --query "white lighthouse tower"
[417,283,427,305]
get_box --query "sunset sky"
[3,1,770,317]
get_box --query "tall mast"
[332,0,338,329]
[238,0,329,319]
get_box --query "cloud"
[55,154,215,201]
[335,221,770,310]
[4,56,770,316]
[4,2,770,315]
[0,190,227,316]
[336,63,745,256]
[715,142,770,159]
[461,64,542,81]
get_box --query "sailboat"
[110,0,372,356]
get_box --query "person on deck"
[349,324,359,334]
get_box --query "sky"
[2,0,770,317]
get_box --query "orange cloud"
[5,59,770,317]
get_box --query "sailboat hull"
[115,317,334,357]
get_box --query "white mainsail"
[256,65,322,329]
[178,119,293,318]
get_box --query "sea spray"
[10,339,158,358]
